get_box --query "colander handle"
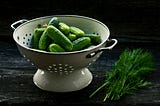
[11,19,28,30]
[86,39,118,58]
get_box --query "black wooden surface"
[0,36,160,106]
[0,0,160,105]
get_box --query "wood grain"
[0,37,160,105]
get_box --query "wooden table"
[0,35,159,106]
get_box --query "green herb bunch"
[89,49,155,101]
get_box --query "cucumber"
[48,17,59,28]
[38,28,52,50]
[58,22,70,35]
[70,26,85,37]
[72,37,91,51]
[31,28,46,49]
[46,25,73,51]
[67,33,77,41]
[85,34,101,45]
[48,43,65,52]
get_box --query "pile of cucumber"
[31,17,101,52]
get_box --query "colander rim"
[13,15,110,55]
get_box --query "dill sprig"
[89,48,155,101]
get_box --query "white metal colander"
[11,15,117,92]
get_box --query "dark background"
[0,0,160,41]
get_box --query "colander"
[11,15,117,92]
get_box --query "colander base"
[33,68,92,92]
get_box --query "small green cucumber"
[72,37,91,51]
[48,17,59,28]
[58,22,70,35]
[38,29,52,50]
[46,25,73,51]
[31,28,46,49]
[67,33,77,41]
[48,43,65,52]
[70,26,85,37]
[85,34,101,45]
